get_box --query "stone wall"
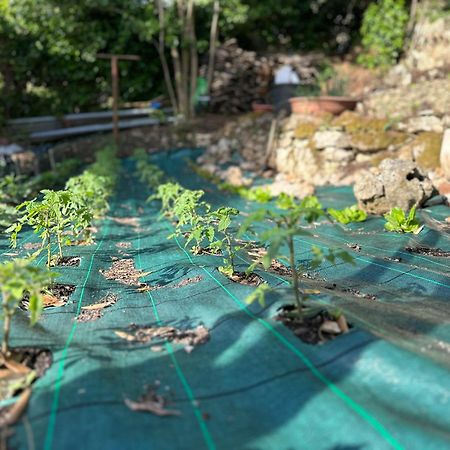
[198,109,447,200]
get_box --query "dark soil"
[76,309,103,322]
[21,284,76,310]
[76,293,118,322]
[100,259,149,288]
[326,283,377,301]
[269,259,292,277]
[52,256,81,267]
[405,246,450,257]
[0,348,52,429]
[116,241,132,249]
[346,243,362,252]
[275,305,348,345]
[48,284,76,303]
[115,324,209,353]
[193,246,222,256]
[227,271,263,286]
[170,275,203,289]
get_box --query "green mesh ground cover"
[2,148,450,450]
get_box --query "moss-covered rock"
[332,111,390,133]
[407,131,443,171]
[293,122,318,139]
[349,130,408,152]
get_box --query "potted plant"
[289,64,359,115]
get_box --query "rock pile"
[202,39,318,114]
[353,159,436,214]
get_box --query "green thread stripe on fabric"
[172,234,404,450]
[43,218,112,450]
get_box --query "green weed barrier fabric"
[1,148,450,450]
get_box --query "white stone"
[440,129,450,179]
[313,130,350,149]
[321,147,354,162]
[406,115,443,133]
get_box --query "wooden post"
[96,53,141,147]
[111,56,119,145]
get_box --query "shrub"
[358,0,409,69]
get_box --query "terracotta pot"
[289,96,358,116]
[251,103,273,113]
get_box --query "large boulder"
[354,159,436,214]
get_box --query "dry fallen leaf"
[304,289,321,295]
[0,388,32,427]
[82,294,117,311]
[3,359,30,375]
[42,294,65,308]
[115,331,136,342]
[136,285,153,292]
[336,314,349,333]
[124,390,181,417]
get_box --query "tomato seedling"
[7,190,93,267]
[0,258,54,355]
[240,194,354,317]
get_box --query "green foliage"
[30,158,83,193]
[296,62,348,97]
[358,0,409,69]
[149,182,184,217]
[89,146,119,186]
[7,190,93,267]
[1,0,370,119]
[384,205,423,234]
[0,258,54,354]
[240,194,354,315]
[154,182,244,275]
[65,170,111,220]
[133,148,165,189]
[327,205,367,224]
[0,175,33,205]
[219,183,272,203]
[0,202,18,228]
[238,186,272,203]
[246,283,271,307]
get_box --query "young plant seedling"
[133,148,165,189]
[149,182,184,219]
[327,204,367,224]
[240,194,354,318]
[384,205,423,234]
[0,258,54,355]
[208,207,242,277]
[66,171,111,219]
[7,190,93,267]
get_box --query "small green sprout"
[384,205,423,234]
[327,205,367,224]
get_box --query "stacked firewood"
[202,39,319,114]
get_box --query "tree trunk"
[207,0,220,94]
[155,0,178,115]
[187,0,197,118]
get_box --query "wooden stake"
[96,53,141,147]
